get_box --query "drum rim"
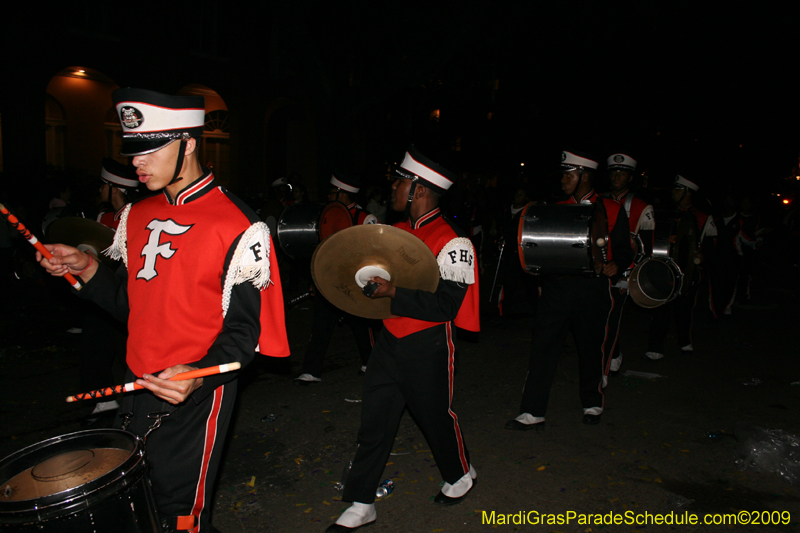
[629,256,684,308]
[0,429,146,521]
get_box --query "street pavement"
[1,262,799,532]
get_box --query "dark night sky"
[5,3,799,196]
[293,3,800,189]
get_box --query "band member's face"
[391,177,412,211]
[608,170,632,192]
[328,189,347,204]
[671,186,687,204]
[132,140,182,191]
[560,170,581,196]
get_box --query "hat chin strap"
[168,137,188,186]
[404,178,419,221]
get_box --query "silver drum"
[517,203,606,276]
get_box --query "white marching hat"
[100,158,138,189]
[330,171,361,194]
[607,153,637,171]
[113,88,205,156]
[673,174,699,191]
[395,145,455,193]
[561,151,598,171]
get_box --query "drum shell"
[628,257,684,308]
[0,430,160,532]
[277,202,352,259]
[517,204,599,276]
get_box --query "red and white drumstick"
[0,202,82,290]
[65,362,242,402]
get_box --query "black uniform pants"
[603,286,628,371]
[342,324,470,504]
[647,281,699,352]
[519,276,612,416]
[301,295,374,376]
[117,378,237,532]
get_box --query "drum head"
[319,202,353,242]
[0,430,137,503]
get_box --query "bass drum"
[277,202,353,260]
[0,429,161,532]
[517,202,608,276]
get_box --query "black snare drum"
[517,203,607,276]
[277,202,353,259]
[0,430,160,532]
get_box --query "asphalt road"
[1,259,799,532]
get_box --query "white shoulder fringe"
[222,222,272,317]
[103,203,132,267]
[436,237,476,285]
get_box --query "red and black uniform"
[647,206,717,352]
[602,190,655,374]
[342,207,479,504]
[300,202,378,378]
[518,189,633,418]
[97,207,124,231]
[80,171,289,532]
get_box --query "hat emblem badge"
[614,155,624,163]
[561,152,566,161]
[120,106,144,129]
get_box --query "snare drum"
[517,203,608,276]
[277,202,353,259]
[628,214,693,308]
[0,430,160,532]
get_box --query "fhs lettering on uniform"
[137,219,194,281]
[437,237,476,285]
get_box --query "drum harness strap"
[121,410,197,532]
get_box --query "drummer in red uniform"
[601,153,655,380]
[326,146,479,532]
[646,174,716,359]
[505,150,633,430]
[295,171,378,383]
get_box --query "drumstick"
[0,202,82,290]
[65,362,242,402]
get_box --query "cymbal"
[46,217,117,266]
[311,225,439,319]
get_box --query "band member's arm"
[186,278,261,402]
[391,278,469,322]
[183,225,278,402]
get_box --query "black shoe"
[325,520,375,532]
[504,419,545,432]
[582,414,602,425]
[433,478,477,506]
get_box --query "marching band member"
[38,88,289,533]
[602,153,654,379]
[296,171,378,382]
[506,150,633,430]
[327,146,479,532]
[646,174,716,359]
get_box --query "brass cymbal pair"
[311,225,439,319]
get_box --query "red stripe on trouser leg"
[190,386,224,532]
